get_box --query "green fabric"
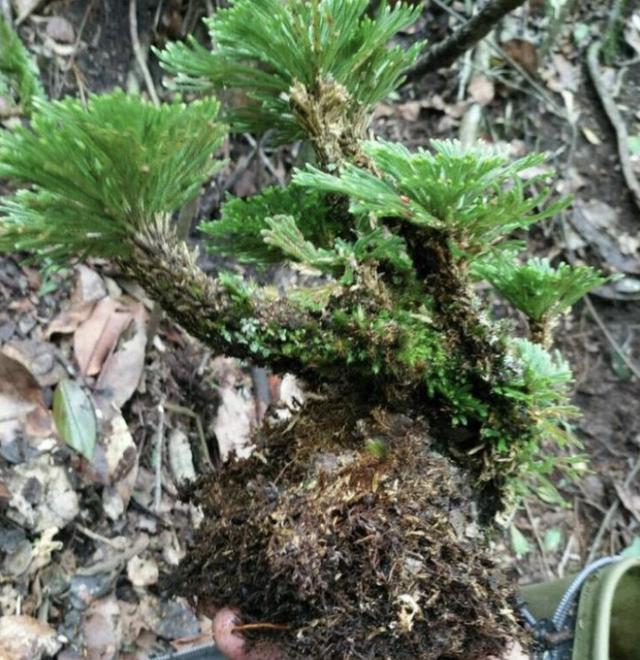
[520,557,640,660]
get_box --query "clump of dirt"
[167,393,524,659]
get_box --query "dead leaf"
[82,598,122,660]
[46,300,96,338]
[501,38,538,75]
[168,429,196,484]
[395,101,422,121]
[99,414,138,519]
[5,454,79,531]
[211,358,255,460]
[468,74,495,106]
[551,53,580,92]
[570,200,640,274]
[2,340,66,387]
[127,555,159,587]
[74,265,108,305]
[74,297,134,376]
[0,353,53,448]
[94,303,147,418]
[614,482,640,523]
[582,126,601,145]
[12,0,49,25]
[45,16,75,43]
[0,615,61,660]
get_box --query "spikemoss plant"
[0,2,607,656]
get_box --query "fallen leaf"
[12,0,48,24]
[127,555,159,587]
[582,126,601,145]
[74,265,108,305]
[168,429,196,484]
[99,414,138,519]
[45,16,75,43]
[5,454,79,531]
[53,379,97,461]
[614,482,640,523]
[395,100,422,121]
[0,615,61,660]
[0,353,53,449]
[74,297,133,376]
[570,200,640,274]
[468,74,495,106]
[94,303,147,419]
[1,340,67,387]
[45,300,96,338]
[501,38,538,75]
[82,598,122,660]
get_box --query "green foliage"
[201,186,339,264]
[0,91,225,261]
[473,256,607,322]
[202,183,413,280]
[155,0,424,140]
[295,139,569,254]
[0,17,44,113]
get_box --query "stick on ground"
[407,0,528,80]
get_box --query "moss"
[166,395,526,659]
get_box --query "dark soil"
[168,393,522,659]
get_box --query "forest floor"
[0,1,639,658]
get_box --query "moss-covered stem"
[119,232,424,389]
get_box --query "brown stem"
[407,0,528,80]
[232,623,289,633]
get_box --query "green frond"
[155,0,424,140]
[295,139,570,252]
[0,16,45,113]
[262,214,343,272]
[473,256,608,321]
[0,91,225,261]
[200,186,340,265]
[505,338,574,409]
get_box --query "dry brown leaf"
[94,303,147,417]
[74,297,133,376]
[0,352,54,443]
[0,615,61,660]
[501,38,538,75]
[73,265,107,305]
[468,74,495,106]
[5,454,79,531]
[2,340,66,388]
[82,598,123,660]
[46,300,96,338]
[45,16,75,43]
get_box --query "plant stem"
[407,0,528,79]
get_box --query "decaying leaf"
[0,353,53,450]
[94,303,147,418]
[1,340,66,388]
[0,615,61,660]
[5,454,79,531]
[74,297,134,376]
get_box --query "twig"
[523,499,553,580]
[129,0,160,107]
[75,524,126,549]
[154,399,166,512]
[587,41,640,212]
[413,0,563,117]
[165,401,215,471]
[584,296,640,381]
[232,623,289,633]
[586,452,640,563]
[407,0,528,79]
